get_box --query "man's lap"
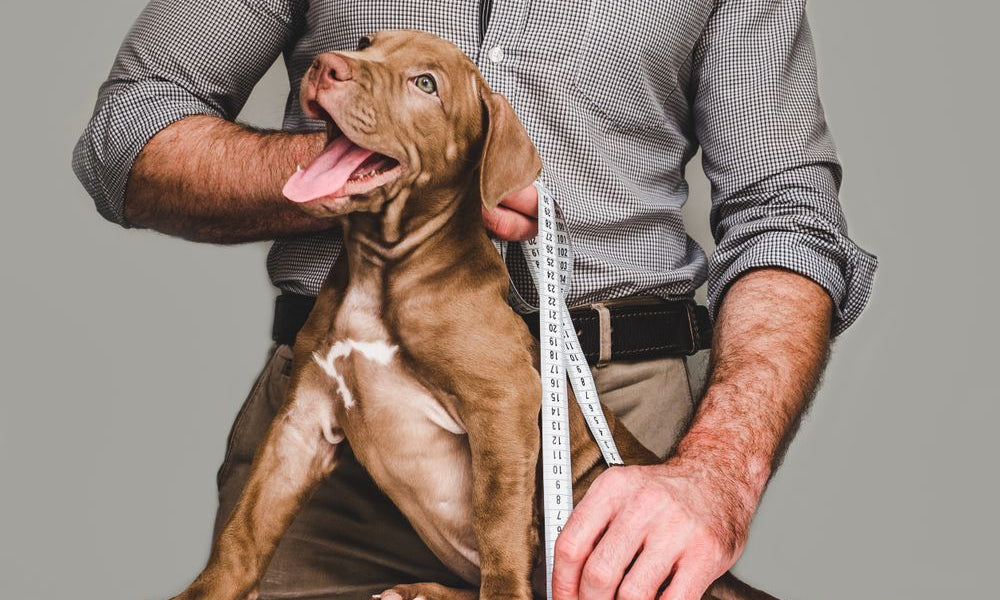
[213,344,695,600]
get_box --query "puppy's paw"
[374,582,478,600]
[169,583,257,600]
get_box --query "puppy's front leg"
[172,370,342,600]
[462,381,541,600]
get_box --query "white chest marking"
[313,339,398,410]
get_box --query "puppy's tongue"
[282,136,375,203]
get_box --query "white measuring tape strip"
[522,180,624,600]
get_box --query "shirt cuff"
[707,217,878,337]
[72,80,225,227]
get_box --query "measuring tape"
[522,180,624,600]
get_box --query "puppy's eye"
[357,36,372,51]
[414,74,438,95]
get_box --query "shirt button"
[488,45,506,64]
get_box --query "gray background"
[1,1,997,598]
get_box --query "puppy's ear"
[479,90,542,210]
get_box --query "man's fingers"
[615,543,682,600]
[481,185,539,241]
[498,185,539,217]
[657,560,712,600]
[552,473,624,600]
[576,517,644,600]
[481,205,538,241]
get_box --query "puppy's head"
[284,30,541,219]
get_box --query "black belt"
[272,294,712,364]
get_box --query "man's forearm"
[670,267,833,548]
[125,115,332,243]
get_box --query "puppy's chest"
[314,283,465,434]
[311,282,481,580]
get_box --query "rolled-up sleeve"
[692,0,877,336]
[72,0,305,226]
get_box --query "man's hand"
[482,185,539,241]
[552,268,833,600]
[551,458,753,600]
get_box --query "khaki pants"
[215,344,696,600]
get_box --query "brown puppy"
[170,30,778,600]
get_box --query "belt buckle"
[588,302,613,367]
[583,296,670,366]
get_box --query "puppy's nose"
[313,52,354,84]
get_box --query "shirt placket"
[477,0,529,110]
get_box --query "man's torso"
[268,0,715,306]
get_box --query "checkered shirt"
[72,0,877,335]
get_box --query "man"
[73,1,876,599]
